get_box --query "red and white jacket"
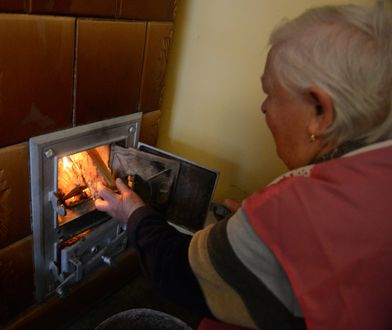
[244,140,392,330]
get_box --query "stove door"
[131,143,219,231]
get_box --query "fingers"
[97,182,118,204]
[95,182,121,219]
[222,198,241,212]
[95,198,110,212]
[95,179,146,222]
[115,177,130,194]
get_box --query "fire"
[62,156,72,170]
[57,145,112,225]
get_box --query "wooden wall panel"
[4,248,140,329]
[0,14,74,147]
[0,0,26,13]
[140,110,161,146]
[0,236,34,324]
[30,0,117,17]
[139,22,174,113]
[0,143,30,249]
[119,0,177,21]
[0,1,175,325]
[75,19,146,125]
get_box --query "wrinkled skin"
[95,178,145,223]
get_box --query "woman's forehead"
[261,69,274,89]
[261,54,276,83]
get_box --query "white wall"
[159,0,375,201]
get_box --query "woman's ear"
[306,86,335,136]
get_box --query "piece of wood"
[87,149,115,188]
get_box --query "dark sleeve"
[127,205,212,317]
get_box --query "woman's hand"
[222,198,241,212]
[95,178,145,224]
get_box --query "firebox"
[29,113,218,302]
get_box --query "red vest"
[244,145,392,330]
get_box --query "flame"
[62,156,72,170]
[57,146,111,225]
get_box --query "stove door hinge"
[50,257,82,298]
[69,257,83,282]
[49,191,67,217]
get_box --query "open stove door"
[108,143,219,232]
[136,143,219,232]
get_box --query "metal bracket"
[69,258,83,282]
[49,192,67,217]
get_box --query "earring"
[309,134,317,143]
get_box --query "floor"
[61,274,202,330]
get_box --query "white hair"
[268,5,392,146]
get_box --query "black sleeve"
[126,206,212,317]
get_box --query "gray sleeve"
[227,208,303,317]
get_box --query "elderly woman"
[95,4,392,330]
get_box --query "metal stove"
[29,112,218,302]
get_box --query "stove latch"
[49,192,67,217]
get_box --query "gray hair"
[268,5,392,146]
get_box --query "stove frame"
[29,113,142,302]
